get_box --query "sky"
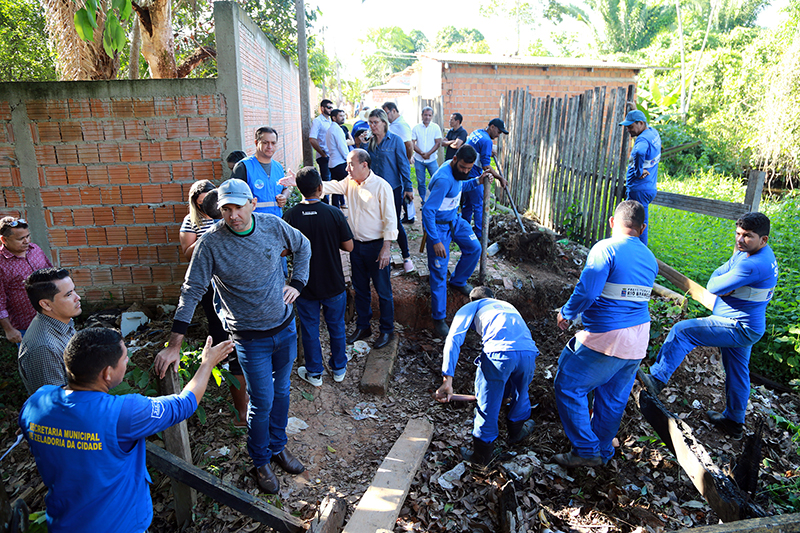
[310,0,791,79]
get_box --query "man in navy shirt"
[639,212,779,440]
[462,118,508,238]
[620,110,661,245]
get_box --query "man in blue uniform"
[555,200,658,467]
[19,327,233,533]
[461,118,508,238]
[639,212,778,440]
[619,110,661,245]
[435,287,538,466]
[232,126,291,217]
[422,146,505,338]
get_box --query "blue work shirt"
[707,245,778,334]
[367,131,412,191]
[466,129,493,178]
[626,126,661,192]
[422,161,481,244]
[442,298,538,376]
[561,235,658,332]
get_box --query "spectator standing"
[411,106,443,206]
[232,127,290,217]
[310,99,334,182]
[325,109,350,208]
[442,113,468,161]
[226,150,247,171]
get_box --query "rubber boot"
[507,419,536,445]
[461,437,495,467]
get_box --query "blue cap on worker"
[619,110,647,126]
[217,179,253,208]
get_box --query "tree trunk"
[129,13,141,79]
[132,0,177,78]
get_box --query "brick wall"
[441,64,638,135]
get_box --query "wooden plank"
[309,495,347,533]
[158,371,196,527]
[676,513,800,533]
[744,170,765,212]
[656,258,716,310]
[652,282,688,308]
[342,418,434,533]
[359,331,399,395]
[651,191,750,220]
[145,443,305,533]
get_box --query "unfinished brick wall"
[441,64,637,135]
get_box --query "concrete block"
[359,332,399,396]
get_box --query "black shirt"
[445,126,468,160]
[284,201,353,300]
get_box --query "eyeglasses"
[325,106,333,110]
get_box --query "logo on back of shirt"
[254,179,265,190]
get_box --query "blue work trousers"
[426,217,481,320]
[234,321,297,467]
[351,240,394,333]
[554,338,639,460]
[414,159,439,205]
[627,189,656,245]
[461,183,484,238]
[295,291,347,377]
[474,350,537,443]
[650,316,762,424]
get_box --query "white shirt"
[326,123,349,167]
[412,122,443,163]
[321,171,398,242]
[388,116,412,142]
[309,114,332,155]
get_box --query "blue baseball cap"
[619,110,647,126]
[217,179,253,208]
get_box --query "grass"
[649,170,800,385]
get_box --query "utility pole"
[295,0,314,166]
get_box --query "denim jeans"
[627,188,656,245]
[234,321,297,467]
[392,186,410,258]
[554,338,639,459]
[426,217,480,320]
[650,316,762,424]
[474,350,537,443]
[295,291,347,376]
[350,240,394,333]
[414,159,439,205]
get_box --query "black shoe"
[637,368,665,396]
[346,327,371,345]
[272,448,305,474]
[707,410,744,440]
[402,217,415,224]
[461,437,495,467]
[507,419,536,445]
[433,319,449,339]
[552,450,606,468]
[448,282,473,297]
[256,464,280,494]
[374,331,393,349]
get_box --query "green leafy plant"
[72,0,132,58]
[562,201,583,242]
[761,415,800,512]
[174,341,238,425]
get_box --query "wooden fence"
[497,85,635,246]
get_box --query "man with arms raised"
[155,179,311,494]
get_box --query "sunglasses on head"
[5,218,26,227]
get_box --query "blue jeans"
[392,187,410,258]
[351,240,394,333]
[649,316,762,424]
[474,350,537,443]
[295,292,347,376]
[627,188,656,245]
[554,338,639,459]
[461,183,485,238]
[426,217,481,320]
[234,321,297,467]
[414,159,439,205]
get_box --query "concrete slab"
[342,418,434,533]
[359,331,399,396]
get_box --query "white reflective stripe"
[439,193,461,212]
[729,286,774,302]
[643,155,660,169]
[600,282,652,302]
[256,201,278,208]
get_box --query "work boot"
[552,450,606,468]
[507,419,536,445]
[461,437,495,467]
[448,282,473,297]
[256,464,280,494]
[637,368,665,396]
[433,319,449,339]
[707,410,744,440]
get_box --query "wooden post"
[744,170,765,212]
[158,371,197,527]
[479,174,491,285]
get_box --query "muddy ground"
[1,214,799,532]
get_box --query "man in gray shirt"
[155,179,312,495]
[19,267,81,395]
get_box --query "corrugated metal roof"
[418,52,648,71]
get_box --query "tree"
[361,26,428,85]
[433,26,491,54]
[479,0,540,55]
[0,0,57,81]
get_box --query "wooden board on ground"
[360,329,399,395]
[676,512,800,533]
[656,259,716,311]
[309,495,347,533]
[145,442,305,533]
[342,418,434,533]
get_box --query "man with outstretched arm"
[461,118,508,238]
[554,200,658,467]
[639,212,778,440]
[20,327,234,533]
[155,179,311,494]
[435,287,538,466]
